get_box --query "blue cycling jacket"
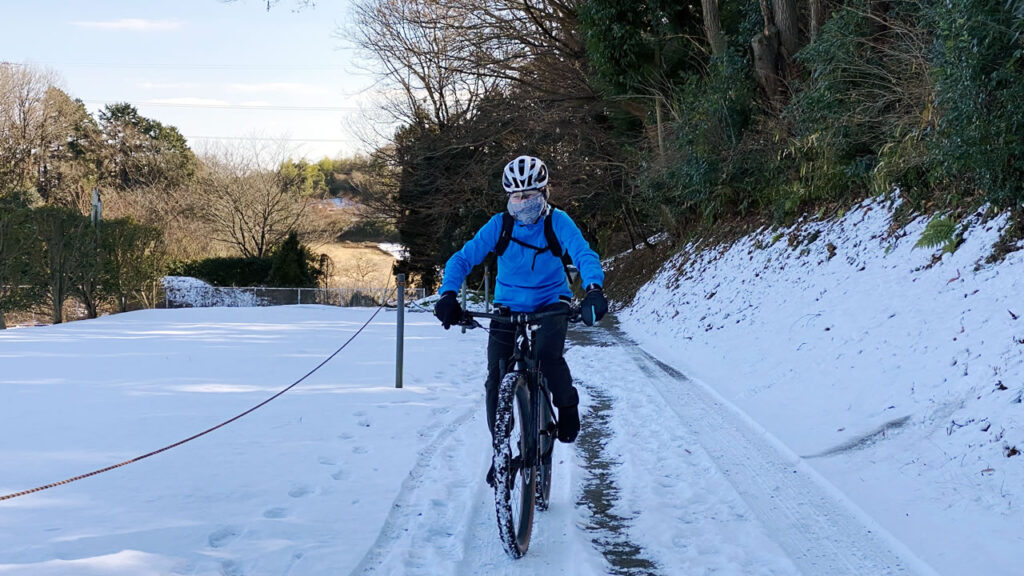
[438,207,604,312]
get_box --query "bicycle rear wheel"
[535,378,556,511]
[492,371,537,558]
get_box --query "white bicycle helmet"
[502,155,549,194]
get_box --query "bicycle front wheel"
[492,371,537,558]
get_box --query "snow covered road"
[569,324,939,576]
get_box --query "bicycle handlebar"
[458,304,582,329]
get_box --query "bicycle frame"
[459,304,578,557]
[463,307,569,462]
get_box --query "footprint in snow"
[331,469,345,481]
[353,446,369,455]
[288,485,314,498]
[220,559,244,576]
[208,526,241,548]
[318,456,337,466]
[263,507,288,519]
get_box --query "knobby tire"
[492,371,536,558]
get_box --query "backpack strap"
[544,206,575,283]
[543,208,563,257]
[495,212,514,256]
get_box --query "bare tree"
[349,0,596,128]
[350,0,504,129]
[197,141,310,258]
[0,63,59,194]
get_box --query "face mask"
[507,192,547,225]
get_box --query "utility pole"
[90,188,102,236]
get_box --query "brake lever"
[456,316,482,330]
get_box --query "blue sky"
[1,0,382,160]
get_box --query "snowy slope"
[619,196,1024,575]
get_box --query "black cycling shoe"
[557,404,580,443]
[486,463,496,487]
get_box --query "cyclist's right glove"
[581,284,608,326]
[433,291,463,329]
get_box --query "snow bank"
[619,195,1024,574]
[161,276,262,308]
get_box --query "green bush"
[168,257,272,287]
[928,0,1024,208]
[650,49,758,229]
[338,218,399,242]
[785,2,931,214]
[267,232,322,288]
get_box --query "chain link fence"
[161,284,428,309]
[1,282,431,328]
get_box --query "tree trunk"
[51,272,63,324]
[621,208,638,250]
[758,0,773,30]
[773,0,801,59]
[809,0,825,40]
[752,25,782,103]
[0,311,7,330]
[50,225,64,325]
[701,0,726,56]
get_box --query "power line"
[81,99,363,112]
[31,61,348,71]
[186,135,358,143]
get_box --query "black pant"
[485,301,579,436]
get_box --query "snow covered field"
[0,195,1021,575]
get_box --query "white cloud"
[225,82,330,96]
[72,19,182,31]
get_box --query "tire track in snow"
[346,405,483,575]
[594,324,941,576]
[574,385,660,575]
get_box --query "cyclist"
[433,155,608,455]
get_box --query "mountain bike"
[459,303,581,558]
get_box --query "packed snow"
[0,195,1020,575]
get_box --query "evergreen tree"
[267,231,319,287]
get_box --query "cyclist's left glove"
[581,284,607,326]
[433,291,463,329]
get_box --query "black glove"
[433,291,463,329]
[581,285,607,326]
